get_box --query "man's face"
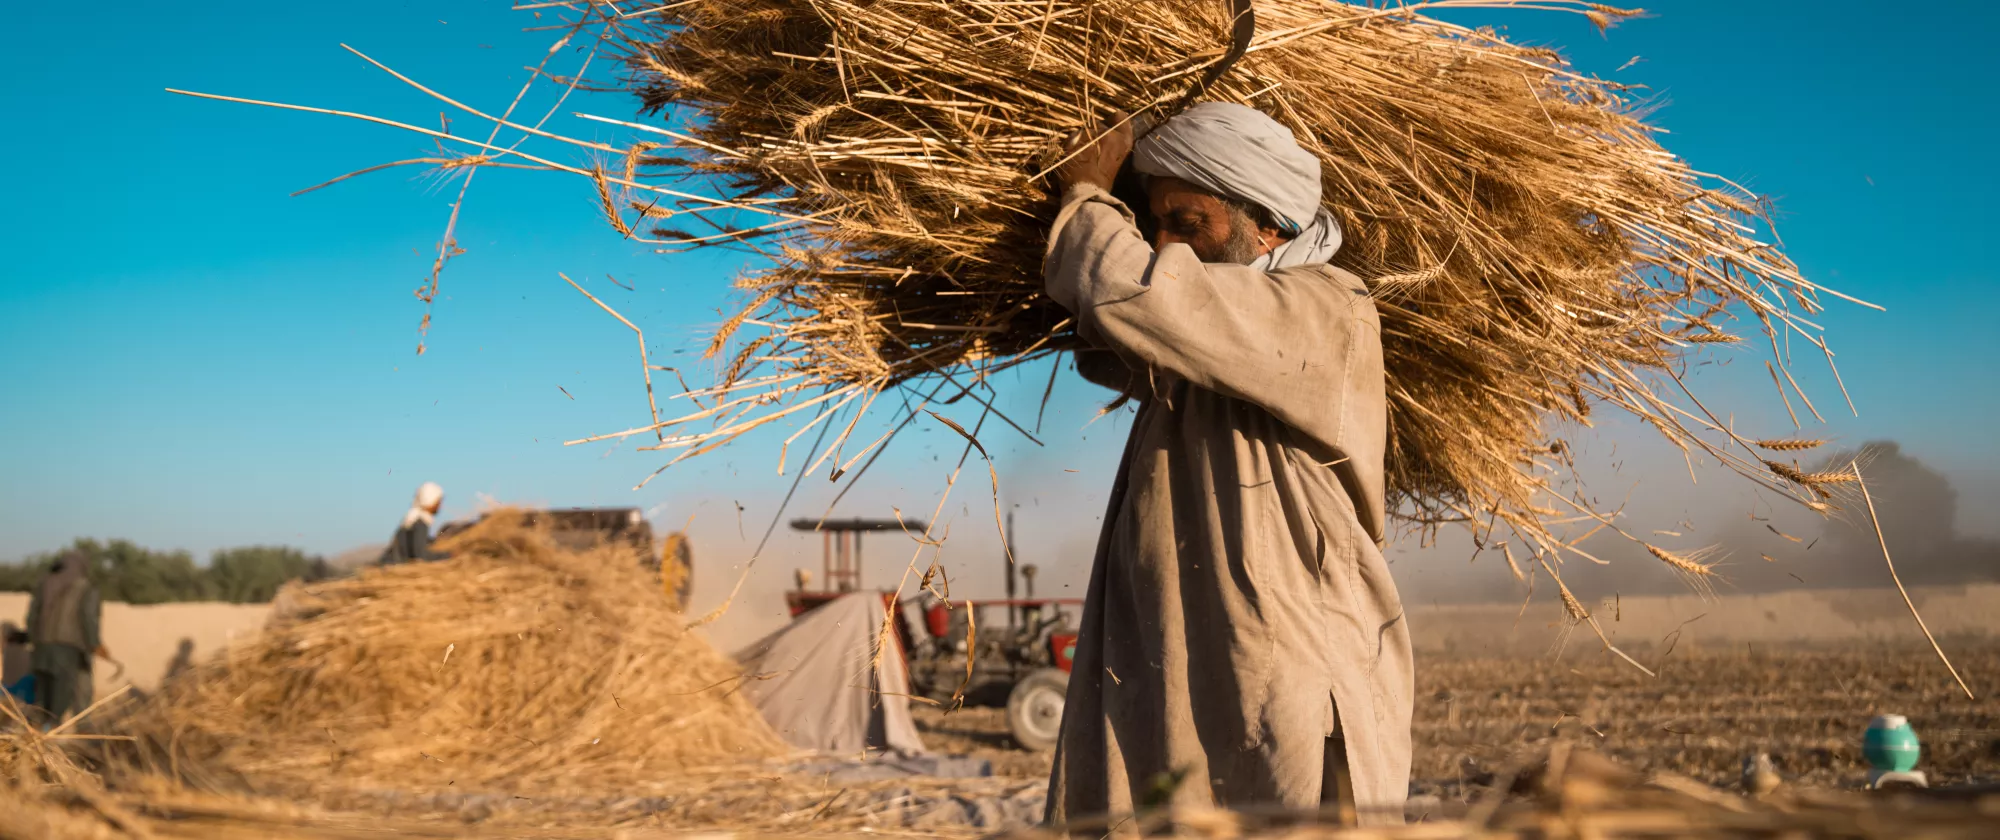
[1145,175,1274,265]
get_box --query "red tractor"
[785,515,1080,750]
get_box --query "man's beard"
[1207,205,1262,265]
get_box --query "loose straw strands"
[1854,464,1977,700]
[165,0,1875,658]
[588,0,1867,537]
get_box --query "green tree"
[2,539,326,603]
[0,560,48,592]
[206,546,318,603]
[86,539,212,604]
[4,539,185,601]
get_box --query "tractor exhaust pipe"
[1005,510,1017,630]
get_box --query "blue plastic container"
[1864,714,1921,773]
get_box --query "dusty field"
[1413,640,2000,791]
[8,585,1996,836]
[7,582,1991,706]
[1407,583,2000,657]
[17,583,1978,794]
[915,639,2000,797]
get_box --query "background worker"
[21,550,109,724]
[1042,103,1411,828]
[380,481,449,565]
[2,621,31,703]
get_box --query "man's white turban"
[1131,102,1343,269]
[403,481,446,529]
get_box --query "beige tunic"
[1042,184,1413,827]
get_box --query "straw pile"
[556,1,1858,565]
[2,694,153,840]
[108,510,784,795]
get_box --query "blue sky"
[2,1,1995,640]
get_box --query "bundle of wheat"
[108,510,784,796]
[170,0,1867,641]
[585,0,1862,584]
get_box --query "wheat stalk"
[1645,543,1722,600]
[1683,332,1743,343]
[1765,459,1858,486]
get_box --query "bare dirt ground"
[913,705,1053,779]
[1413,640,1999,792]
[914,639,2000,797]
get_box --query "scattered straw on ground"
[104,510,784,797]
[1003,744,2000,838]
[3,692,154,839]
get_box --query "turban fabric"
[404,482,444,528]
[1131,102,1343,270]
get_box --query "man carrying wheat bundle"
[1044,102,1410,828]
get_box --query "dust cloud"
[684,434,1997,641]
[1722,440,2000,591]
[1391,439,2000,607]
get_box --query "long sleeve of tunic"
[1072,349,1135,394]
[384,520,447,565]
[1042,184,1412,828]
[408,523,446,562]
[23,591,39,647]
[79,589,100,653]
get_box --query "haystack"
[110,510,784,794]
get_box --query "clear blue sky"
[2,1,1995,636]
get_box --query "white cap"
[415,482,444,508]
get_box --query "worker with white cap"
[379,482,449,565]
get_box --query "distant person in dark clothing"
[2,621,30,700]
[23,551,106,724]
[162,637,197,686]
[380,482,449,565]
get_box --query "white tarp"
[734,592,927,756]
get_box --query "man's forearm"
[1043,184,1381,455]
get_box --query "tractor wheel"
[1006,668,1069,751]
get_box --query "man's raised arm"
[1043,183,1380,456]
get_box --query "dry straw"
[17,737,2000,837]
[170,0,1874,650]
[104,511,785,796]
